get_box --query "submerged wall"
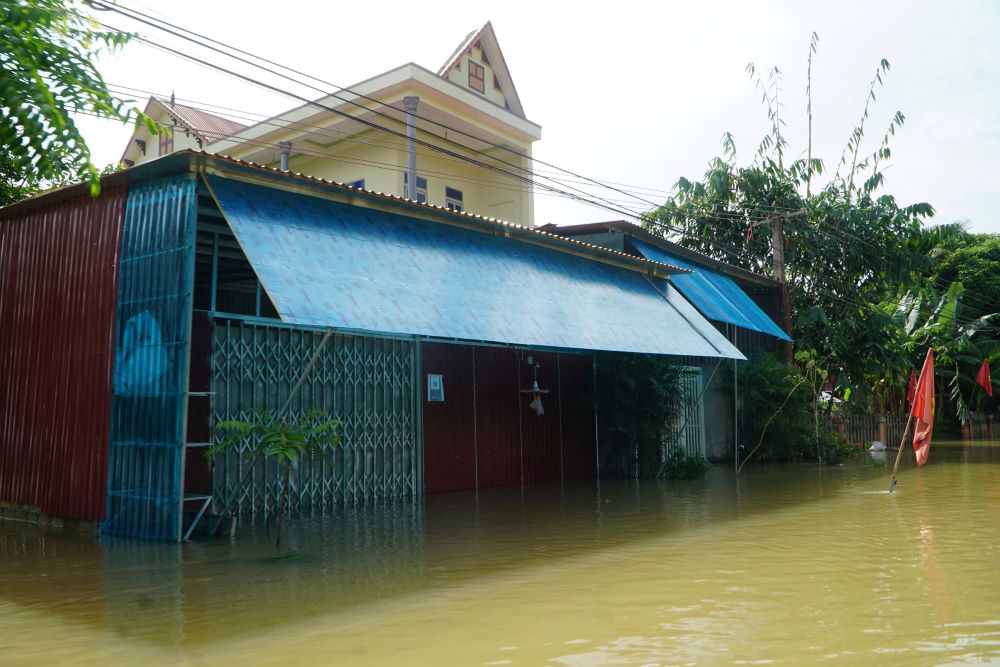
[0,187,127,521]
[209,319,420,514]
[421,343,596,493]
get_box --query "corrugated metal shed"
[0,187,127,521]
[205,175,744,359]
[631,239,791,342]
[104,175,198,541]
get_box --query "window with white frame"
[445,187,463,212]
[403,173,427,203]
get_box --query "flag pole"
[888,411,914,493]
[890,354,930,493]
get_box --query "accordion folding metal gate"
[210,319,420,514]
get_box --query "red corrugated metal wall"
[422,343,477,493]
[473,346,522,489]
[558,354,599,480]
[421,343,595,493]
[0,188,127,521]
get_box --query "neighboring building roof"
[630,240,792,341]
[541,221,790,342]
[540,221,781,288]
[207,62,541,159]
[148,95,248,144]
[437,21,525,118]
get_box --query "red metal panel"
[559,354,598,480]
[421,342,477,493]
[0,187,126,521]
[473,346,521,489]
[520,351,563,484]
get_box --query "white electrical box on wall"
[427,373,445,402]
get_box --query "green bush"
[733,353,850,464]
[595,352,690,478]
[659,447,710,480]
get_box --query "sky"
[77,0,1000,233]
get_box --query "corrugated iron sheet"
[0,187,127,521]
[559,354,598,480]
[421,343,595,493]
[472,346,523,489]
[104,175,197,541]
[631,239,792,342]
[422,343,477,493]
[205,176,743,359]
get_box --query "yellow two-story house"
[121,22,542,226]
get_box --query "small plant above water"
[659,447,710,481]
[207,409,341,552]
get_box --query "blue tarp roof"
[630,239,792,342]
[207,176,744,359]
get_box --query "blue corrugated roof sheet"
[207,176,744,359]
[630,239,792,342]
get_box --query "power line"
[90,1,669,218]
[106,82,680,202]
[97,0,675,212]
[84,7,997,336]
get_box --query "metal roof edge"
[183,151,691,279]
[544,220,781,288]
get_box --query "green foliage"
[816,429,857,465]
[930,232,1000,322]
[207,409,341,464]
[595,352,690,478]
[886,281,999,422]
[208,409,341,550]
[0,0,156,200]
[642,35,1000,424]
[0,154,38,207]
[734,353,848,465]
[658,447,710,480]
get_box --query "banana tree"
[896,282,999,423]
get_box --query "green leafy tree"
[641,36,992,418]
[207,409,341,551]
[929,232,1000,321]
[1,0,155,204]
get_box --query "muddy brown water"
[2,440,1000,665]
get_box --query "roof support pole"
[278,141,291,172]
[404,96,419,199]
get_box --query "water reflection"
[2,441,1000,665]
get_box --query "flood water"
[3,440,1000,666]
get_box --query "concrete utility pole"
[403,96,419,200]
[767,211,802,363]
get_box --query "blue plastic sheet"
[207,176,744,360]
[630,240,791,342]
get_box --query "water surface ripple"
[2,441,999,665]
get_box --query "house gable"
[120,96,248,167]
[438,22,525,118]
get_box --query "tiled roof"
[154,96,248,144]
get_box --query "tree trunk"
[276,459,290,551]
